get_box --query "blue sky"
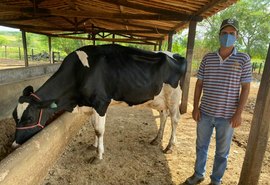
[0,26,19,31]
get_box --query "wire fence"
[0,45,265,75]
[0,45,61,62]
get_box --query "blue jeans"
[194,113,234,183]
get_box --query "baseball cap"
[220,18,239,31]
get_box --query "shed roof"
[0,0,237,45]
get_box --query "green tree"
[198,0,270,59]
[0,35,8,46]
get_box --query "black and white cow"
[12,44,187,162]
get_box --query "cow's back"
[73,44,185,116]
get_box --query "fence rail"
[1,45,265,74]
[0,46,61,62]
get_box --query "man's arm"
[231,82,250,128]
[192,79,203,122]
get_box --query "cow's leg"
[89,109,106,163]
[150,110,168,146]
[163,107,180,154]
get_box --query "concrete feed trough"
[0,112,88,185]
[0,64,89,185]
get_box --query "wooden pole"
[158,40,163,51]
[18,47,21,60]
[4,46,7,58]
[112,34,115,44]
[167,32,173,52]
[21,30,28,67]
[238,44,270,185]
[31,48,34,61]
[48,36,52,64]
[93,33,96,46]
[180,21,197,114]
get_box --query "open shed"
[0,0,237,44]
[1,1,269,185]
[0,0,238,114]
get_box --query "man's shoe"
[184,174,205,185]
[209,181,221,185]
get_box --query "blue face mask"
[219,34,236,47]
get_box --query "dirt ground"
[0,58,51,69]
[0,73,269,184]
[39,77,268,185]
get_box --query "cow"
[12,44,187,162]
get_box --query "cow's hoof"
[87,144,97,151]
[150,139,159,146]
[163,148,173,154]
[87,157,102,164]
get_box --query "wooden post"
[48,36,53,64]
[180,21,197,114]
[4,45,7,58]
[93,33,96,46]
[31,48,34,61]
[238,44,270,185]
[158,40,163,51]
[167,32,173,52]
[52,52,55,63]
[154,44,157,51]
[18,47,21,60]
[112,34,115,44]
[21,30,29,67]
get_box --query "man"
[185,18,252,185]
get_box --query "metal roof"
[0,0,237,45]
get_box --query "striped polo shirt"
[197,48,252,119]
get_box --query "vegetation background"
[0,0,269,70]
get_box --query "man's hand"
[230,112,242,128]
[192,108,201,122]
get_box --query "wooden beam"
[195,0,229,16]
[98,19,171,34]
[1,5,203,21]
[167,32,173,51]
[21,30,28,67]
[180,21,197,114]
[238,44,270,185]
[101,0,199,18]
[172,0,229,32]
[51,34,156,45]
[0,21,170,37]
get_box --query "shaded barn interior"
[2,1,269,185]
[0,0,237,45]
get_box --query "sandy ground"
[0,74,269,185]
[40,77,269,185]
[0,58,51,69]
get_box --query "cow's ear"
[22,86,34,96]
[19,96,32,103]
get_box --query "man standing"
[185,19,252,185]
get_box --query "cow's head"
[163,52,187,88]
[12,86,59,148]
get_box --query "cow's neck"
[35,67,78,110]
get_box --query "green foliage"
[198,0,270,59]
[0,35,8,46]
